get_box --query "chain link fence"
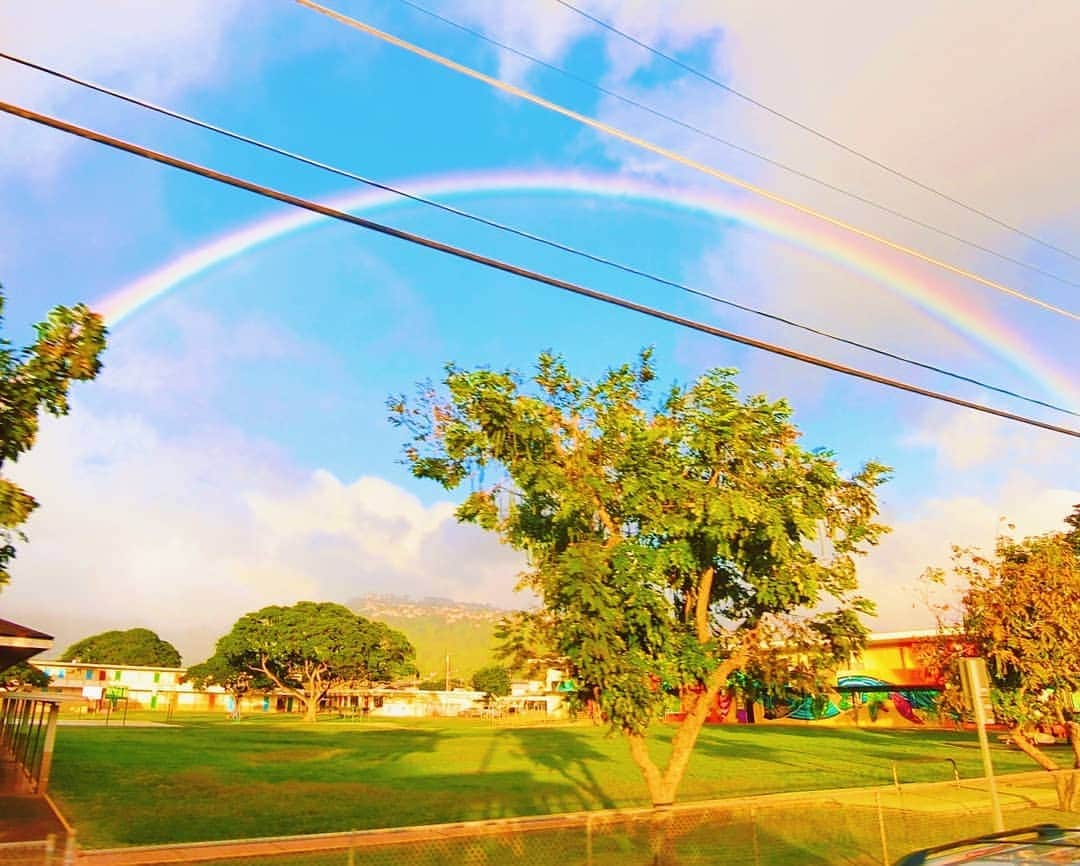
[65,770,1079,866]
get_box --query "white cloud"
[0,0,254,181]
[905,405,1074,472]
[448,1,1080,382]
[0,400,525,665]
[859,478,1079,632]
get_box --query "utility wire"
[556,0,1080,268]
[3,99,1076,438]
[291,0,1080,323]
[393,0,1080,295]
[3,53,1072,417]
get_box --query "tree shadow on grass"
[500,727,618,810]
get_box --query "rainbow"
[95,170,1078,410]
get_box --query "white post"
[960,658,1005,832]
[875,791,890,866]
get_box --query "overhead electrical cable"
[3,54,1072,416]
[292,0,1080,323]
[555,0,1080,268]
[3,100,1076,438]
[389,0,1080,294]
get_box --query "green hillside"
[350,595,512,681]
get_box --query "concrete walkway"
[0,759,68,844]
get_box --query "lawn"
[48,715,1047,849]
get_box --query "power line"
[3,99,1076,439]
[3,53,1072,417]
[292,0,1080,323]
[555,0,1080,268]
[392,0,1080,295]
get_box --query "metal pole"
[875,791,890,866]
[751,806,761,866]
[37,702,60,794]
[960,658,1005,832]
[63,831,77,866]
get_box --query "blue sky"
[1,0,1077,663]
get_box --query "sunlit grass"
[49,715,1044,849]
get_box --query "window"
[98,670,106,681]
[115,671,122,681]
[153,672,161,684]
[85,669,93,680]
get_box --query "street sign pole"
[959,657,1004,831]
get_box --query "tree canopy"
[208,602,417,722]
[392,351,889,805]
[471,664,511,698]
[61,627,182,667]
[1,660,51,690]
[0,289,107,586]
[927,508,1080,809]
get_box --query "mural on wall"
[837,674,940,724]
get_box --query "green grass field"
[46,714,1053,850]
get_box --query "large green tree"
[0,290,107,586]
[62,627,182,667]
[391,351,889,805]
[1,660,51,690]
[183,653,271,718]
[471,664,511,698]
[927,510,1080,810]
[209,602,417,722]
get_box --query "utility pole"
[960,657,1004,831]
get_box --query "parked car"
[896,824,1080,865]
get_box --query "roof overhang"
[0,618,54,673]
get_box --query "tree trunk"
[302,699,318,723]
[1010,729,1059,771]
[626,653,745,807]
[1010,728,1080,811]
[627,733,672,806]
[1056,772,1079,812]
[1067,721,1080,769]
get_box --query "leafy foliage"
[183,653,271,703]
[1,660,51,690]
[0,289,107,586]
[471,664,511,697]
[207,602,417,721]
[925,509,1080,808]
[391,351,889,804]
[62,627,182,667]
[493,609,563,677]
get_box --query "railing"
[0,695,60,794]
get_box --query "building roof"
[0,618,54,673]
[31,660,187,673]
[864,628,940,644]
[0,619,53,641]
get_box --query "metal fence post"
[875,791,889,866]
[347,829,355,866]
[62,831,77,866]
[44,833,55,866]
[36,703,60,794]
[585,812,593,866]
[751,806,761,866]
